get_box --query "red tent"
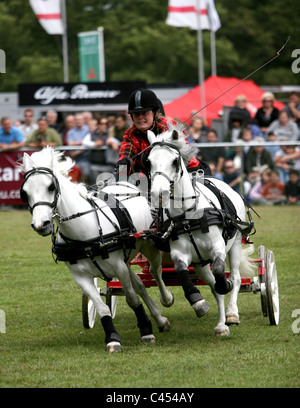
[164,76,285,126]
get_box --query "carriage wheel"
[257,245,268,317]
[82,278,99,329]
[265,250,280,326]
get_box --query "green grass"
[0,206,299,388]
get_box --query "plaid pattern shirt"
[118,117,199,175]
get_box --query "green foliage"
[0,0,299,91]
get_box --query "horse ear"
[172,130,179,140]
[147,130,156,145]
[22,153,33,170]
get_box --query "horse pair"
[20,126,255,352]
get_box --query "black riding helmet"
[128,89,160,114]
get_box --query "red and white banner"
[166,0,221,32]
[29,0,64,35]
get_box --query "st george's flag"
[29,0,64,35]
[166,0,221,32]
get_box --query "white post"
[98,27,106,82]
[61,0,69,83]
[197,0,206,121]
[210,30,217,76]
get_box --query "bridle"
[149,141,184,187]
[20,167,61,214]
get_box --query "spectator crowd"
[1,90,300,206]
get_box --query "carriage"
[82,243,279,330]
[20,137,279,352]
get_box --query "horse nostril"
[43,220,51,228]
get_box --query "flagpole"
[61,0,69,83]
[210,30,217,76]
[197,0,206,121]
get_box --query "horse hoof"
[159,319,171,332]
[161,293,174,308]
[192,299,210,318]
[214,326,230,337]
[106,341,122,353]
[226,314,240,326]
[142,334,156,343]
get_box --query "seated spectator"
[82,117,115,184]
[0,116,25,151]
[273,144,300,183]
[228,95,251,129]
[284,169,300,204]
[260,169,286,205]
[245,137,274,185]
[107,114,129,144]
[197,129,225,174]
[62,114,75,145]
[83,111,93,126]
[46,110,63,137]
[186,117,209,143]
[264,131,281,160]
[208,162,223,180]
[222,159,241,193]
[67,113,90,183]
[26,118,62,148]
[268,110,298,142]
[225,114,243,142]
[248,167,271,204]
[254,92,279,134]
[282,91,300,137]
[246,119,265,139]
[19,109,38,141]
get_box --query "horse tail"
[239,244,257,277]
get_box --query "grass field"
[0,206,299,388]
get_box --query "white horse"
[147,127,256,336]
[20,147,173,352]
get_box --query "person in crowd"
[260,169,286,205]
[225,114,244,142]
[264,131,281,160]
[282,91,300,136]
[222,159,241,193]
[83,111,93,126]
[273,144,300,183]
[208,162,223,180]
[46,110,63,137]
[245,137,274,185]
[254,92,279,134]
[82,117,117,184]
[268,110,298,142]
[26,118,62,148]
[116,88,211,179]
[107,114,128,144]
[248,167,271,204]
[0,116,25,151]
[228,95,251,129]
[197,129,225,174]
[186,116,209,143]
[66,113,90,182]
[19,109,38,141]
[284,169,300,204]
[62,114,75,145]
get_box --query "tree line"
[0,0,299,92]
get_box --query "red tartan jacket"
[118,117,200,175]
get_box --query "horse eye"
[172,157,179,167]
[48,182,55,192]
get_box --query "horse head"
[20,148,73,236]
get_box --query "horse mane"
[21,147,74,178]
[158,122,198,165]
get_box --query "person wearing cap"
[116,88,211,178]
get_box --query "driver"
[116,88,211,178]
